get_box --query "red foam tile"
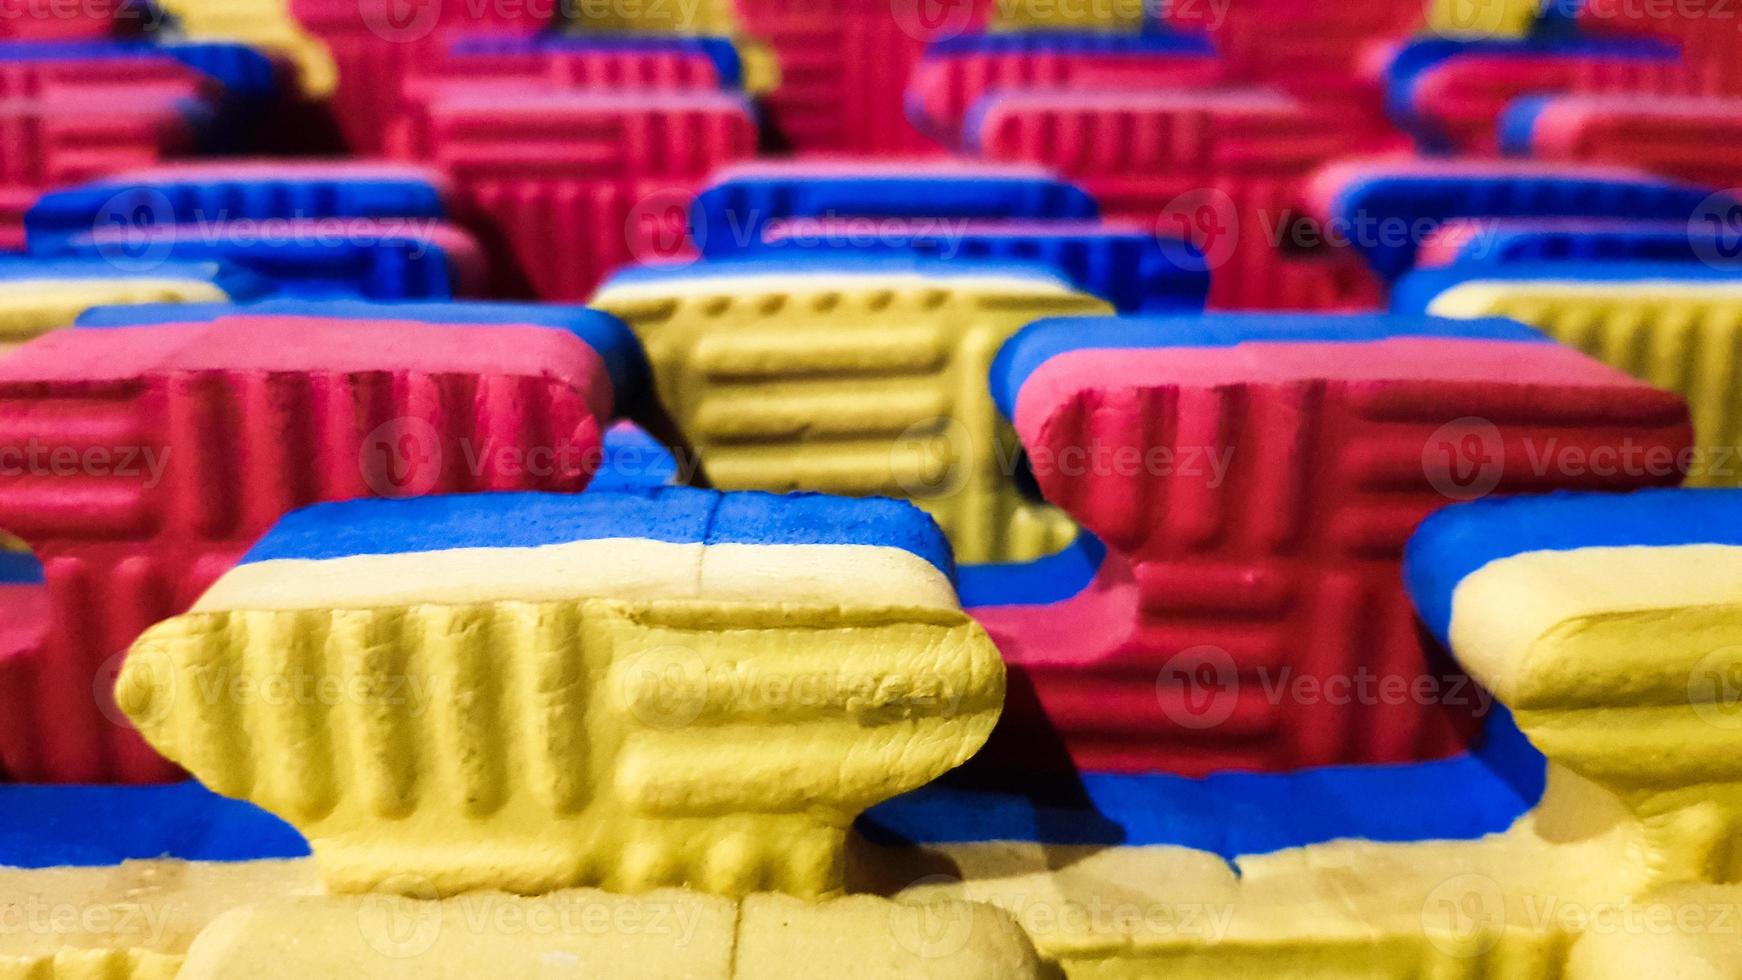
[908,44,1224,147]
[399,90,756,299]
[974,90,1383,311]
[1578,0,1742,97]
[1412,54,1699,155]
[972,337,1692,775]
[0,318,615,783]
[1525,95,1742,188]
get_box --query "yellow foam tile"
[1564,883,1742,980]
[156,0,335,96]
[594,271,1110,563]
[987,0,1148,31]
[0,859,317,974]
[174,890,1047,978]
[0,280,231,354]
[1448,542,1742,889]
[1428,281,1742,487]
[1424,0,1544,37]
[118,544,1006,899]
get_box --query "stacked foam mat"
[3,0,1742,978]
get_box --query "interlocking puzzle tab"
[0,257,268,351]
[691,159,1099,256]
[119,487,1004,897]
[1304,159,1723,282]
[25,160,450,250]
[1407,488,1742,889]
[1380,36,1692,153]
[971,89,1382,310]
[0,314,635,783]
[1502,94,1742,189]
[1414,265,1742,488]
[752,220,1210,313]
[592,254,1109,564]
[392,89,756,299]
[970,313,1692,775]
[905,31,1222,146]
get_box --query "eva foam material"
[1415,269,1742,487]
[0,257,271,349]
[968,89,1383,310]
[1391,258,1742,313]
[1381,35,1687,151]
[118,487,1004,898]
[395,90,756,299]
[732,220,1209,313]
[969,313,1691,775]
[905,31,1221,145]
[0,38,280,105]
[1414,218,1724,269]
[24,161,452,248]
[71,298,649,413]
[0,317,620,784]
[1304,159,1722,280]
[1501,94,1742,188]
[592,253,1110,564]
[690,160,1099,253]
[46,219,488,300]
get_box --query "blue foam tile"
[956,533,1106,608]
[988,313,1551,421]
[0,782,308,867]
[860,706,1544,858]
[73,298,649,413]
[590,422,681,491]
[1322,168,1719,280]
[1390,260,1742,313]
[241,488,958,578]
[1434,221,1730,268]
[447,31,744,88]
[1497,95,1555,156]
[1403,488,1742,646]
[711,227,1209,313]
[26,170,448,248]
[45,233,461,301]
[690,168,1099,250]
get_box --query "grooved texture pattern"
[596,277,1108,563]
[0,321,612,783]
[120,597,1004,898]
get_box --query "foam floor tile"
[0,317,619,783]
[1415,218,1723,270]
[0,258,268,351]
[1304,158,1722,281]
[1418,271,1742,487]
[971,313,1691,775]
[1503,93,1742,188]
[118,487,1003,898]
[592,255,1111,564]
